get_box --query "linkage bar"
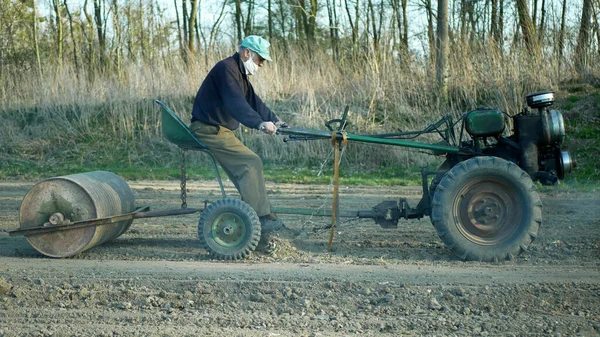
[9,207,202,237]
[278,127,462,154]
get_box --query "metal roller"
[19,171,135,257]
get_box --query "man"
[189,35,284,241]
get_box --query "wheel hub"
[470,197,503,226]
[455,180,521,245]
[211,213,246,247]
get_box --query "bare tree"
[594,0,600,56]
[188,0,200,55]
[174,0,183,56]
[516,0,539,55]
[367,0,383,57]
[235,0,243,41]
[244,0,254,37]
[64,1,79,77]
[491,0,499,44]
[436,0,449,101]
[326,0,340,59]
[93,0,107,68]
[425,0,435,61]
[308,0,318,42]
[82,0,97,78]
[344,0,360,59]
[53,0,63,66]
[32,0,43,77]
[276,0,288,48]
[268,0,273,40]
[182,0,189,47]
[111,0,124,73]
[556,0,566,58]
[498,0,504,44]
[575,0,593,75]
[538,0,546,42]
[401,0,408,51]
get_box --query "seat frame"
[155,100,227,207]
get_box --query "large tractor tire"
[198,198,261,260]
[430,156,542,262]
[429,159,456,198]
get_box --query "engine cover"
[465,109,506,137]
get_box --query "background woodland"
[0,0,598,182]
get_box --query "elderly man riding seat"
[189,36,288,249]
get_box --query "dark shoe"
[256,214,285,255]
[259,214,284,234]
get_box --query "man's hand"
[259,121,277,135]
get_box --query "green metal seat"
[155,100,210,150]
[154,100,226,200]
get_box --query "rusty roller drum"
[19,171,135,257]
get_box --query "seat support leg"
[180,150,188,209]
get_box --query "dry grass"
[0,41,594,177]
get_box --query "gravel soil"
[0,180,598,336]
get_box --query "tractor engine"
[462,91,573,185]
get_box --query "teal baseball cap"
[240,35,272,62]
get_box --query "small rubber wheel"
[198,198,261,260]
[430,156,542,262]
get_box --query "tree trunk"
[64,1,79,77]
[268,0,273,40]
[575,0,592,75]
[491,0,498,43]
[368,0,378,55]
[498,0,504,44]
[459,0,467,41]
[83,0,97,79]
[111,0,123,73]
[401,0,408,48]
[140,0,147,60]
[326,0,339,59]
[594,0,600,56]
[174,0,184,57]
[539,0,546,43]
[425,0,435,62]
[53,0,63,66]
[556,0,567,58]
[277,0,287,49]
[297,0,308,40]
[182,0,189,47]
[244,0,254,37]
[235,0,242,41]
[344,0,360,60]
[436,0,449,101]
[308,0,318,42]
[195,0,201,52]
[93,0,106,69]
[516,0,539,55]
[32,0,43,77]
[188,0,199,55]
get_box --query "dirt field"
[0,179,599,336]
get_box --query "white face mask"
[243,51,258,75]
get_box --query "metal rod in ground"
[329,140,341,251]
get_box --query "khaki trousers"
[190,121,271,217]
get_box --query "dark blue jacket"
[191,52,278,130]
